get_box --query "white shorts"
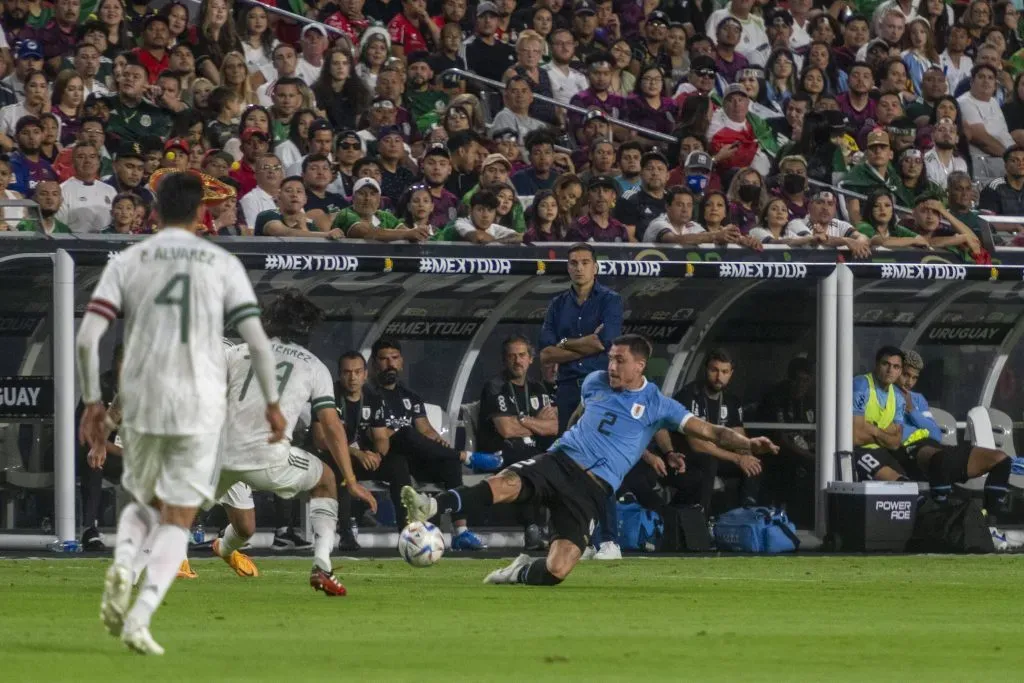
[119,427,223,508]
[215,446,324,510]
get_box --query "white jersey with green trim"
[86,228,260,435]
[221,339,336,470]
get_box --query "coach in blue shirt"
[539,243,624,433]
[539,242,624,556]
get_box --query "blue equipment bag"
[713,506,800,553]
[616,502,662,551]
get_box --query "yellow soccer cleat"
[177,558,198,579]
[212,538,259,578]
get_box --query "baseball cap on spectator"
[717,16,742,31]
[14,115,42,135]
[300,23,328,38]
[441,72,464,88]
[373,96,396,110]
[16,39,42,61]
[648,10,670,26]
[866,38,890,55]
[336,129,360,145]
[84,92,105,108]
[476,1,501,16]
[116,140,145,160]
[406,51,431,67]
[866,128,890,147]
[490,127,518,142]
[378,125,407,141]
[723,83,748,99]
[241,127,270,142]
[887,117,916,137]
[584,109,609,125]
[140,135,165,155]
[307,119,333,139]
[900,148,923,162]
[685,151,713,171]
[811,189,836,202]
[689,55,716,75]
[575,0,597,15]
[766,8,794,26]
[142,14,170,31]
[641,150,669,168]
[482,153,512,170]
[353,177,381,194]
[164,137,190,154]
[588,175,619,193]
[202,150,234,167]
[424,143,450,159]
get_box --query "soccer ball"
[398,521,446,567]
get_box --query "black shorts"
[509,450,610,551]
[853,445,914,480]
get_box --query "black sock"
[984,456,1011,516]
[517,558,562,585]
[434,481,494,520]
[927,452,952,503]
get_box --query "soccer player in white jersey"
[77,172,287,656]
[211,290,378,595]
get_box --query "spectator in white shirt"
[923,117,969,188]
[240,152,284,228]
[642,187,714,245]
[706,0,771,67]
[57,143,117,233]
[749,196,820,246]
[543,28,588,105]
[296,24,328,87]
[786,190,872,258]
[940,25,973,94]
[958,63,1015,183]
[454,189,521,243]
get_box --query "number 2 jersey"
[554,371,692,492]
[86,228,260,435]
[221,339,336,470]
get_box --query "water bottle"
[48,540,82,553]
[192,524,205,545]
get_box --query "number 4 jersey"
[87,228,260,436]
[221,340,336,470]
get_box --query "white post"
[836,263,854,458]
[815,270,838,540]
[53,249,75,542]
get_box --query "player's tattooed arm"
[710,425,753,455]
[684,418,779,458]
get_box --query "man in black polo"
[614,150,669,241]
[673,348,762,516]
[329,350,412,548]
[368,339,502,550]
[979,145,1024,217]
[478,335,559,549]
[461,2,516,85]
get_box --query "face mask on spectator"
[686,174,708,193]
[782,173,806,194]
[738,184,761,203]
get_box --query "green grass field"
[2,555,1024,682]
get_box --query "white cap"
[353,177,381,194]
[301,23,328,38]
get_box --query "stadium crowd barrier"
[3,235,1024,548]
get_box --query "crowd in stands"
[0,0,1023,260]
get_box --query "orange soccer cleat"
[309,567,347,596]
[212,538,259,578]
[177,558,198,579]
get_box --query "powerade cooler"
[827,481,920,551]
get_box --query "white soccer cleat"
[121,622,165,656]
[100,564,133,637]
[990,527,1010,552]
[594,541,622,560]
[401,485,437,523]
[483,553,532,585]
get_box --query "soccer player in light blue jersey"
[402,334,778,586]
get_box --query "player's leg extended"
[401,467,525,524]
[967,447,1012,515]
[211,486,259,578]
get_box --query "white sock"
[126,524,189,629]
[454,522,468,537]
[218,524,249,557]
[309,497,338,573]
[113,502,157,570]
